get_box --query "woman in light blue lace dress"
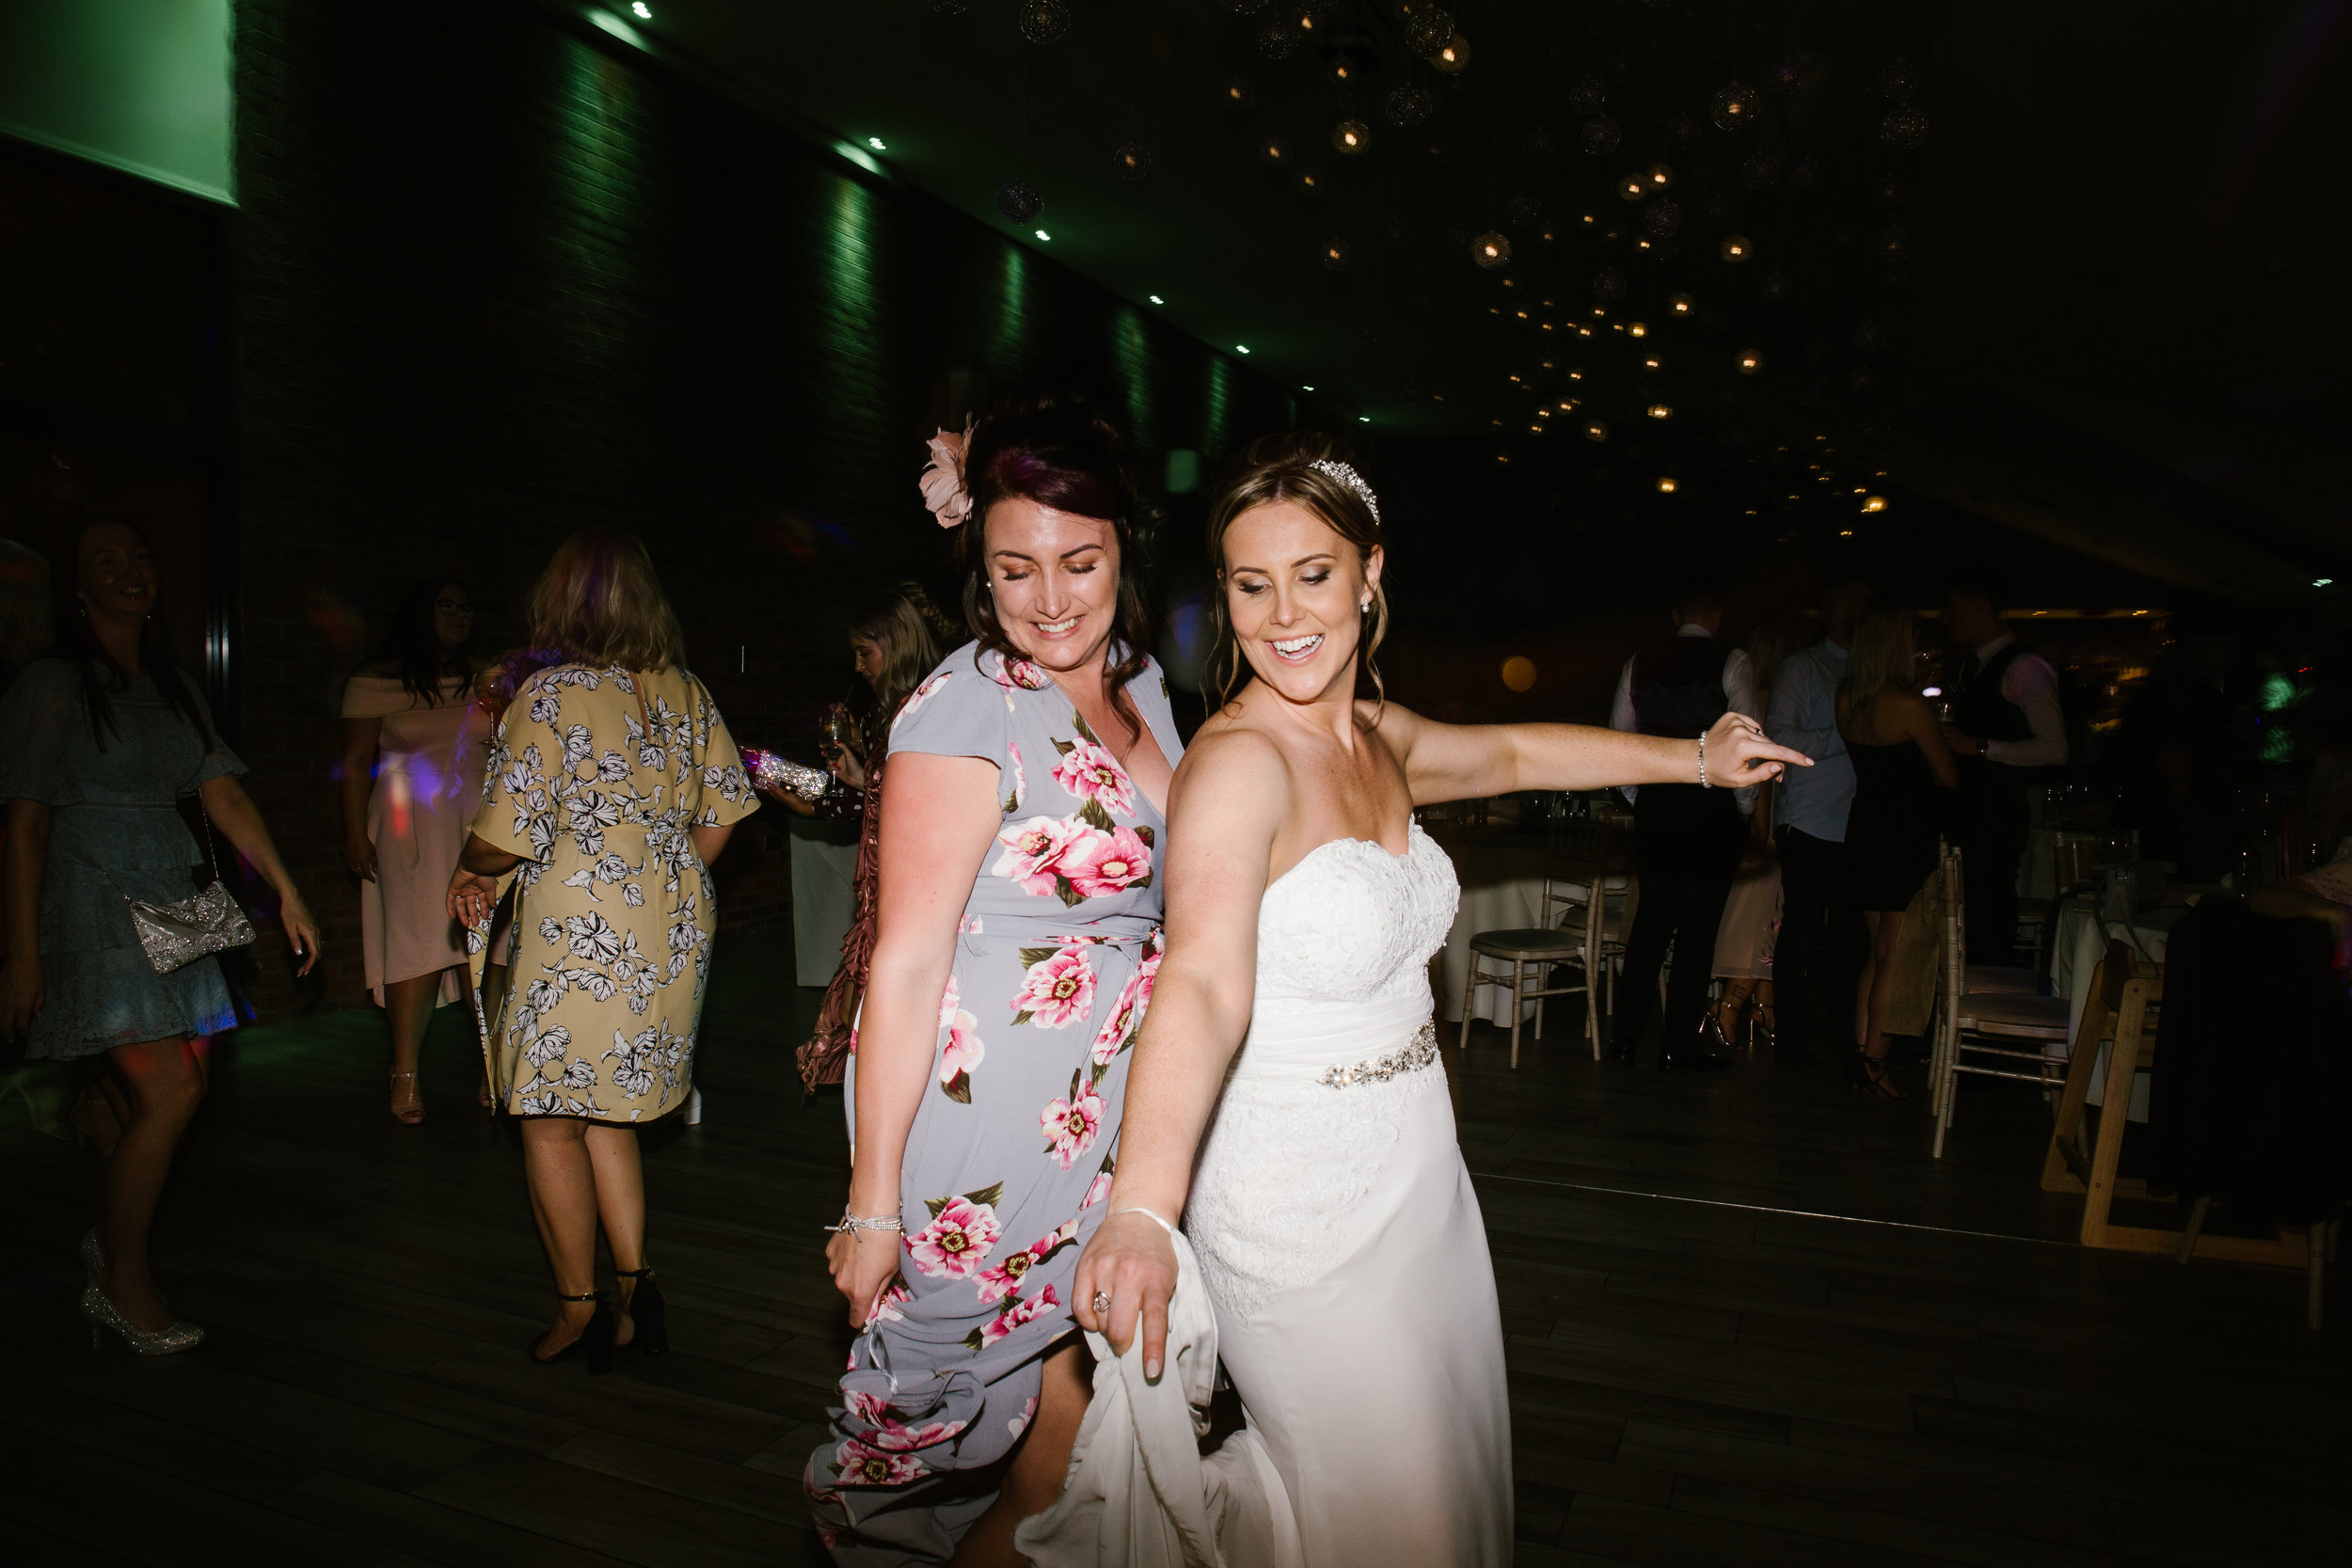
[1,520,320,1354]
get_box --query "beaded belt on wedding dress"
[1315,1020,1438,1088]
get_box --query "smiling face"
[984,498,1122,673]
[76,522,158,624]
[1221,500,1383,705]
[433,585,473,651]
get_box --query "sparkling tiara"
[1308,458,1381,523]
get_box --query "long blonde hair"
[851,581,953,736]
[1836,599,1918,728]
[1204,432,1389,712]
[527,528,688,673]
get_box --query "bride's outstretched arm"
[1370,701,1809,805]
[1072,728,1287,1380]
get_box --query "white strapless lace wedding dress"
[1019,824,1513,1568]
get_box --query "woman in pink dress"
[340,578,485,1122]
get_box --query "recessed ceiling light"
[1148,294,1165,305]
[2318,578,2336,588]
[1236,345,1250,355]
[1035,229,1051,241]
[866,136,885,151]
[1301,385,1315,391]
[1358,415,1371,423]
[631,1,651,17]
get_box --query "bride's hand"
[1703,712,1811,787]
[1073,1209,1179,1381]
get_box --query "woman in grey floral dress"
[447,529,755,1372]
[806,399,1180,1565]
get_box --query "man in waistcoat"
[1940,577,2069,962]
[1607,582,1757,1069]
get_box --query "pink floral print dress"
[805,641,1181,1563]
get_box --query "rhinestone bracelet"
[826,1212,905,1239]
[1696,731,1709,788]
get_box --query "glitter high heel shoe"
[81,1283,205,1355]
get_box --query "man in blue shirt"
[1766,580,1870,1066]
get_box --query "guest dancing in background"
[1061,437,1804,1566]
[339,577,485,1123]
[1,519,321,1354]
[769,581,955,1095]
[446,529,755,1370]
[1708,617,1798,1052]
[1608,580,1762,1070]
[1835,600,1957,1100]
[804,397,1182,1565]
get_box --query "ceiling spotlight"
[1720,234,1753,262]
[1584,420,1609,442]
[1861,495,1888,513]
[1473,231,1512,268]
[1432,34,1472,73]
[1647,404,1673,420]
[1148,294,1165,305]
[631,1,651,16]
[866,136,886,151]
[1618,175,1645,202]
[1656,477,1679,493]
[1235,344,1250,355]
[1628,322,1647,338]
[1839,528,1855,537]
[1643,356,1662,372]
[2316,578,2335,588]
[1302,384,1315,391]
[1669,293,1695,315]
[1358,415,1371,423]
[1331,119,1371,155]
[1035,229,1051,241]
[1647,163,1675,188]
[1737,350,1763,373]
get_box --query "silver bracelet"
[1696,732,1709,789]
[826,1211,905,1239]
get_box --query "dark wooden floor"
[3,924,2344,1566]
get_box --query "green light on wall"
[831,139,885,178]
[1203,355,1232,460]
[995,245,1027,374]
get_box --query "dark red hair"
[954,393,1152,734]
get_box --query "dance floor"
[4,922,2346,1566]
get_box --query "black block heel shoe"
[531,1291,616,1374]
[616,1266,669,1356]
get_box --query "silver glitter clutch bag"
[125,806,255,974]
[127,879,256,974]
[740,746,833,799]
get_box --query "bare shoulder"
[1359,697,1427,745]
[1169,712,1291,829]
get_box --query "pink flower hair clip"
[921,415,977,529]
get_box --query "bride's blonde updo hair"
[1203,432,1389,710]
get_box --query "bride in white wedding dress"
[1042,436,1806,1567]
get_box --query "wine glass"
[818,705,850,761]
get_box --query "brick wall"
[229,0,1288,1020]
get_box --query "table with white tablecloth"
[1428,829,1549,1026]
[2048,898,2192,1123]
[787,813,862,988]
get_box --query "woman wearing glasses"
[340,578,485,1123]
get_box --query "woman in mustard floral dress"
[449,529,755,1372]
